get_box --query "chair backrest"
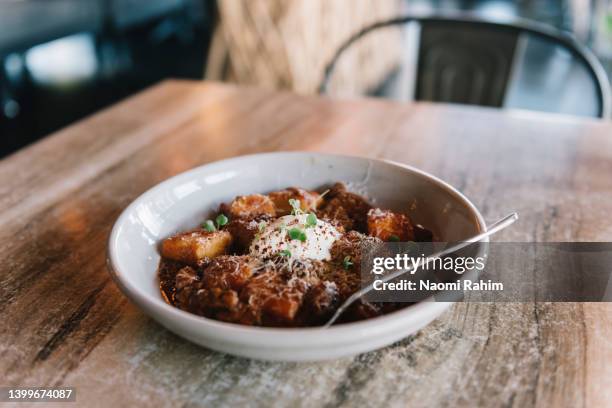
[320,14,611,119]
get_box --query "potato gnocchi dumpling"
[367,208,414,242]
[268,187,321,215]
[161,230,232,266]
[221,194,276,219]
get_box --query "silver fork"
[322,212,519,328]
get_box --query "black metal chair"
[320,14,611,119]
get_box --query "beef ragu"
[158,183,433,327]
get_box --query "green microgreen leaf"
[389,235,400,242]
[202,220,216,232]
[288,227,307,242]
[279,249,292,258]
[306,212,317,228]
[258,221,266,233]
[215,214,228,227]
[288,198,302,215]
[288,228,301,240]
[343,255,353,270]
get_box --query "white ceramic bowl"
[107,152,487,361]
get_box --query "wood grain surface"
[1,80,611,408]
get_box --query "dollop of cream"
[249,214,341,261]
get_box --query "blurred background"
[1,0,612,158]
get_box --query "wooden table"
[1,80,611,407]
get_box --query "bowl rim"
[107,151,487,345]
